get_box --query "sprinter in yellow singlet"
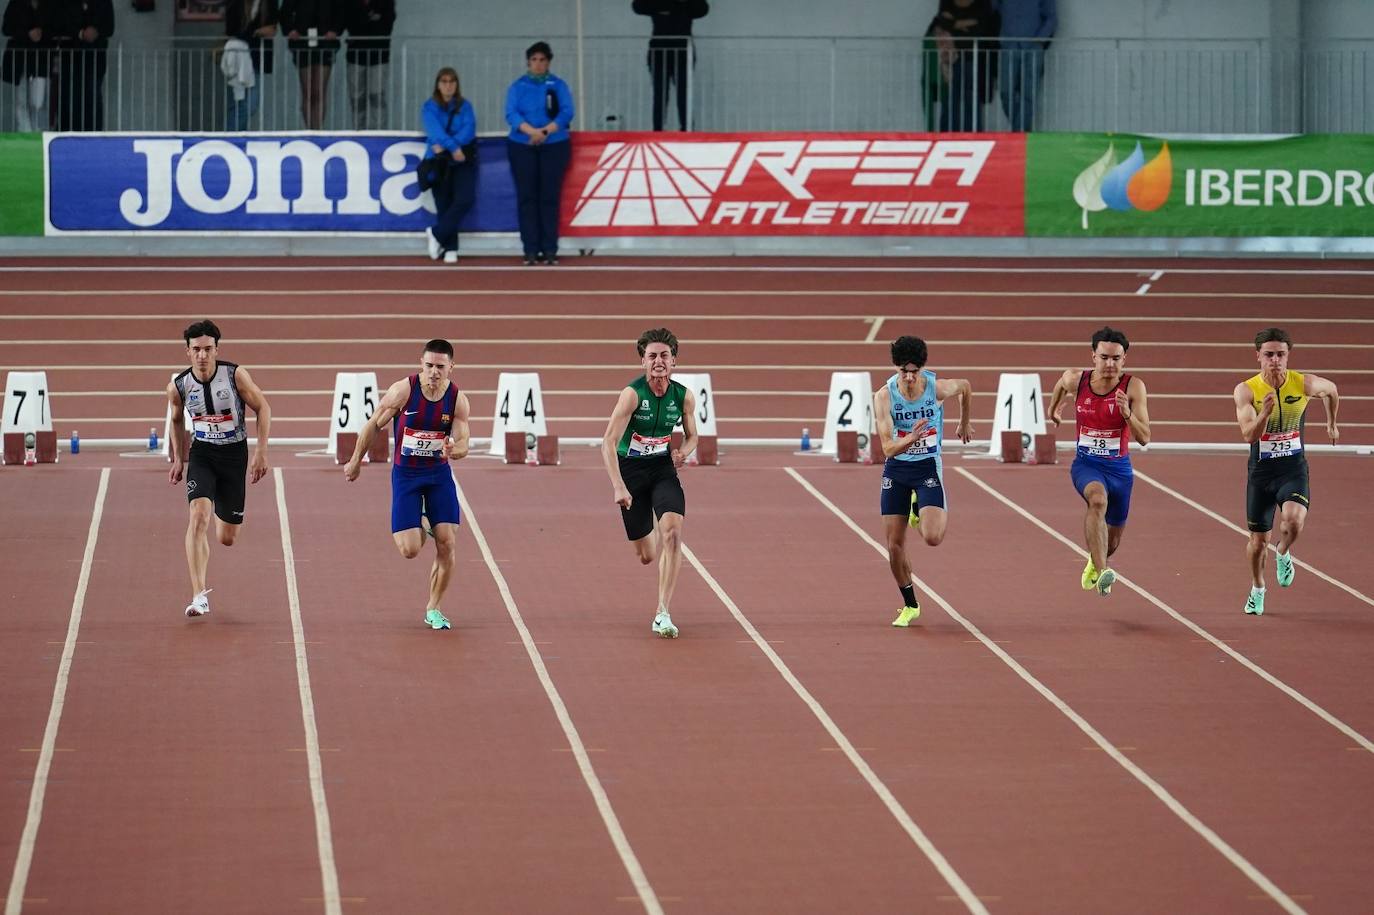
[1232,327,1340,617]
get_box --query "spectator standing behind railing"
[280,0,341,129]
[994,0,1055,131]
[933,0,998,133]
[632,0,708,131]
[342,0,392,129]
[421,67,477,266]
[223,0,277,131]
[2,0,55,131]
[50,0,111,131]
[505,41,574,267]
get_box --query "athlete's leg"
[393,528,424,559]
[655,511,684,611]
[632,530,657,565]
[1082,481,1110,572]
[185,498,213,593]
[884,515,911,585]
[427,522,458,609]
[916,506,947,546]
[1274,501,1308,555]
[1105,524,1124,558]
[214,516,239,547]
[1246,531,1269,588]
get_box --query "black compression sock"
[900,584,918,608]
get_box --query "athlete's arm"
[446,392,472,461]
[1234,382,1273,443]
[1120,375,1151,446]
[345,377,409,481]
[234,367,272,484]
[873,385,928,459]
[674,390,699,468]
[166,380,185,485]
[936,377,973,444]
[1047,369,1081,427]
[600,387,639,508]
[1305,373,1340,443]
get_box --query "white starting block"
[490,372,548,456]
[328,372,387,464]
[988,372,1047,460]
[2,371,57,464]
[820,371,874,457]
[672,372,718,465]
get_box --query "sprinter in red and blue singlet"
[344,339,472,631]
[1047,326,1152,598]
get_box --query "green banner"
[1025,133,1374,237]
[0,133,44,236]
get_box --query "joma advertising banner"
[1026,133,1374,236]
[44,133,517,233]
[561,132,1027,236]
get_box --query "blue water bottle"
[149,426,159,450]
[70,430,79,454]
[800,426,811,451]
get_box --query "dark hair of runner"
[526,41,553,61]
[183,320,222,344]
[1091,326,1130,352]
[1254,327,1292,350]
[637,328,679,357]
[423,338,455,359]
[891,335,928,369]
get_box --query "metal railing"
[2,36,1371,135]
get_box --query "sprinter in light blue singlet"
[873,336,973,628]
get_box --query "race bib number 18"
[1078,428,1122,457]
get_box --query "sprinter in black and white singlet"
[167,320,273,619]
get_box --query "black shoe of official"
[522,255,536,266]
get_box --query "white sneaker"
[425,228,442,261]
[443,249,459,265]
[184,588,213,617]
[651,610,678,639]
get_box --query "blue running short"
[880,458,946,516]
[1070,455,1134,528]
[391,462,461,533]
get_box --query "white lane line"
[1135,283,1152,295]
[954,466,1374,755]
[5,313,1374,325]
[7,338,1373,350]
[1133,469,1374,610]
[4,289,1374,301]
[6,468,110,915]
[0,265,1367,276]
[452,475,662,915]
[680,542,987,915]
[1150,270,1165,282]
[9,363,1373,375]
[273,469,342,915]
[786,467,1309,915]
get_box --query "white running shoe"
[184,588,213,617]
[443,250,459,265]
[425,228,442,261]
[651,610,678,639]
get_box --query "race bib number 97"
[401,427,445,458]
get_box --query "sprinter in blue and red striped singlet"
[344,339,471,630]
[1047,326,1152,599]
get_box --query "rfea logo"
[1073,141,1172,229]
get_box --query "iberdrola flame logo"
[1072,141,1172,229]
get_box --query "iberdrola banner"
[1025,133,1374,236]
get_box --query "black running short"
[617,454,686,540]
[1245,460,1310,533]
[186,440,249,525]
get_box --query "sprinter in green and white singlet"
[601,328,699,639]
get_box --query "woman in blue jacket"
[422,66,477,264]
[504,41,574,266]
